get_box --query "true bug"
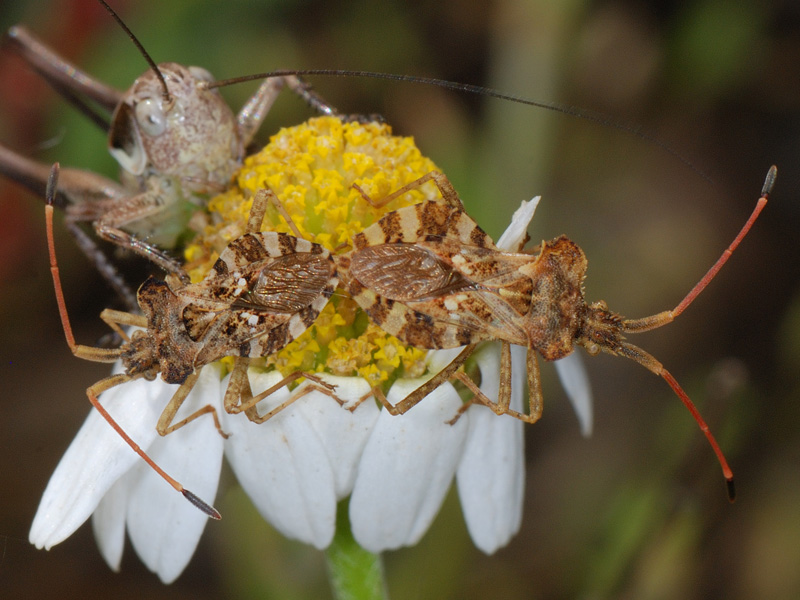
[45,163,339,516]
[336,167,776,500]
[3,0,337,310]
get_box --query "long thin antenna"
[624,165,775,333]
[207,68,710,183]
[96,0,171,104]
[662,369,735,501]
[670,165,774,318]
[619,166,777,502]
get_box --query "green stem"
[324,500,389,600]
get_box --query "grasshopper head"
[109,62,241,193]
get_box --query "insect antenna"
[616,341,736,501]
[624,166,774,334]
[45,163,220,520]
[96,0,172,105]
[616,165,776,501]
[207,68,709,182]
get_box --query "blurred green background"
[1,0,798,598]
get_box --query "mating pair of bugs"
[45,159,776,518]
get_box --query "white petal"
[222,370,337,549]
[29,375,171,550]
[92,475,131,572]
[293,375,379,498]
[496,197,541,252]
[457,344,525,554]
[349,378,468,553]
[426,347,468,374]
[554,352,594,436]
[126,365,225,584]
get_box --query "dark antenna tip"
[762,165,777,198]
[95,0,171,104]
[45,163,60,207]
[182,489,222,520]
[726,478,736,503]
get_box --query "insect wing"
[345,206,472,347]
[345,201,529,348]
[239,251,337,313]
[349,244,475,301]
[187,232,337,363]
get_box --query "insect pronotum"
[337,167,776,501]
[45,163,340,517]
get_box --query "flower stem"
[325,500,389,600]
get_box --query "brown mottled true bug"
[45,163,339,517]
[336,167,776,500]
[2,0,337,310]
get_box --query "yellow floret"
[185,117,440,384]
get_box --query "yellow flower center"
[184,116,437,386]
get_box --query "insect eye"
[135,98,167,137]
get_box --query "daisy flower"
[30,117,593,585]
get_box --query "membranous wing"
[233,251,336,313]
[344,201,533,348]
[182,231,337,363]
[349,244,475,301]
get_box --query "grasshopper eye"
[135,98,167,137]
